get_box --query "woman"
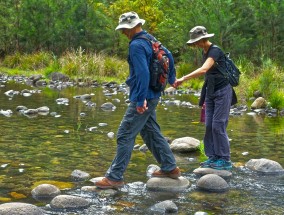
[176,26,237,170]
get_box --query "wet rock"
[164,87,176,94]
[0,202,45,215]
[150,200,178,214]
[0,109,13,117]
[196,174,229,192]
[71,170,90,181]
[50,195,90,209]
[193,167,232,180]
[81,186,118,196]
[133,144,140,150]
[195,212,208,215]
[164,100,181,106]
[56,98,69,105]
[146,164,160,177]
[170,137,200,153]
[35,80,47,87]
[37,106,50,113]
[146,176,190,192]
[23,109,38,115]
[100,102,116,111]
[29,74,42,84]
[139,144,148,152]
[31,184,61,200]
[107,132,115,139]
[251,97,267,109]
[4,90,18,97]
[245,158,284,174]
[80,94,92,100]
[16,106,28,112]
[49,72,69,82]
[253,90,262,98]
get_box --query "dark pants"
[204,84,232,161]
[105,98,177,181]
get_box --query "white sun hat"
[115,11,145,31]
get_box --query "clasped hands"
[172,76,185,88]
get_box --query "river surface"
[0,81,283,214]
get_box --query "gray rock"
[146,164,160,177]
[193,167,232,180]
[49,72,69,82]
[197,174,229,192]
[251,97,267,109]
[139,144,148,152]
[146,176,190,192]
[0,202,44,215]
[23,109,38,115]
[100,102,116,111]
[50,195,90,209]
[71,169,90,181]
[150,200,178,213]
[31,184,61,200]
[170,137,200,152]
[195,212,208,215]
[37,106,50,113]
[81,186,118,196]
[245,158,284,174]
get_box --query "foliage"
[2,52,53,70]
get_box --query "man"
[95,11,180,189]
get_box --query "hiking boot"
[210,159,233,170]
[200,158,217,168]
[94,177,124,189]
[151,167,181,179]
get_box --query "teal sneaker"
[210,159,232,170]
[200,158,217,168]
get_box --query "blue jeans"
[105,98,177,181]
[204,84,232,161]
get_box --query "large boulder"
[170,137,200,153]
[251,97,267,109]
[245,158,284,174]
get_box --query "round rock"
[31,184,60,200]
[193,167,232,180]
[0,203,44,215]
[146,176,190,192]
[245,158,284,174]
[50,195,90,209]
[197,174,229,192]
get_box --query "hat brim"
[186,33,215,44]
[115,19,145,31]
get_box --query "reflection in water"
[0,81,283,214]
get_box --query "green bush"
[2,52,53,71]
[269,90,284,109]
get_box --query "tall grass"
[0,51,284,109]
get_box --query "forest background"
[0,0,283,109]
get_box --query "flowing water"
[0,81,283,214]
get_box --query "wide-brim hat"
[115,11,145,31]
[186,26,214,44]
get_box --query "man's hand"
[172,77,185,88]
[136,100,148,114]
